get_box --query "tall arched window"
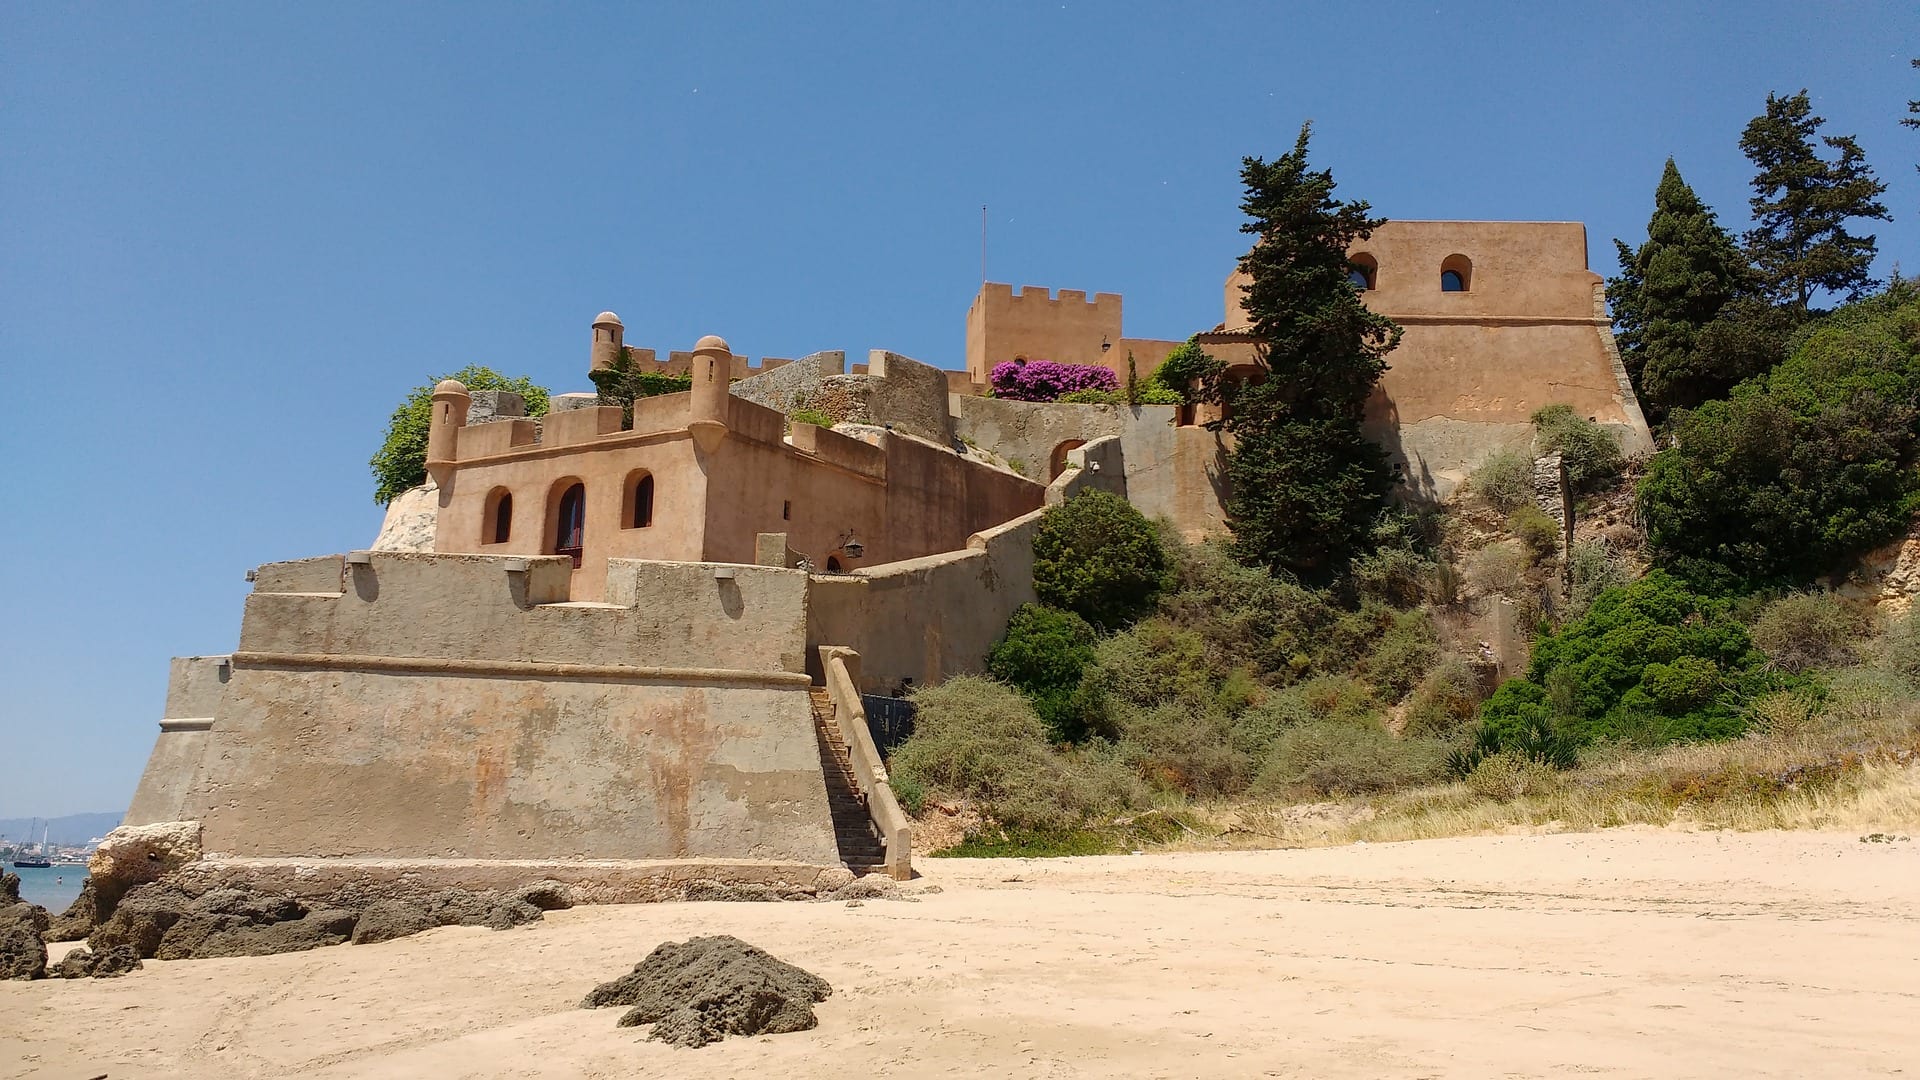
[1440,253,1472,292]
[484,488,513,544]
[624,471,655,529]
[554,482,586,567]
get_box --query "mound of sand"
[582,935,832,1048]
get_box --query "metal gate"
[859,694,917,759]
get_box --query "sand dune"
[5,829,1918,1078]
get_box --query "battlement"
[969,282,1123,315]
[597,345,870,381]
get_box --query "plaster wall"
[125,655,233,826]
[807,509,1043,695]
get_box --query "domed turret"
[426,379,471,485]
[590,311,625,371]
[688,334,732,452]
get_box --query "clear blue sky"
[3,3,1916,817]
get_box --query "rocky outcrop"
[349,900,436,945]
[582,935,832,1048]
[88,821,203,916]
[0,899,48,980]
[371,480,439,552]
[50,945,141,979]
[46,878,101,942]
[1838,522,1920,617]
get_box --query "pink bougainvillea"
[987,359,1119,402]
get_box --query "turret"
[590,311,624,371]
[426,378,470,486]
[688,334,731,452]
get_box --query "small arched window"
[1348,252,1377,291]
[1440,253,1472,292]
[484,488,513,544]
[1049,439,1086,480]
[624,471,655,529]
[825,555,844,573]
[554,482,586,568]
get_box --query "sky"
[2,2,1917,818]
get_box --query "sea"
[11,864,85,912]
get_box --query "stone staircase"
[809,689,887,874]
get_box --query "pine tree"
[1740,90,1890,310]
[1905,59,1919,201]
[1223,123,1402,581]
[1606,159,1756,415]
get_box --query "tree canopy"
[1224,123,1402,581]
[369,366,549,504]
[1740,90,1890,310]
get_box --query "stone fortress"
[122,221,1653,896]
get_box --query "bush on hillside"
[1401,660,1485,738]
[1884,610,1920,686]
[1566,540,1633,620]
[988,359,1119,402]
[1639,287,1920,590]
[370,366,550,504]
[888,676,1144,831]
[1507,505,1561,562]
[1032,490,1168,631]
[1749,592,1870,674]
[1350,544,1438,609]
[1251,717,1448,798]
[1075,619,1215,737]
[1483,571,1778,748]
[986,604,1099,741]
[1532,404,1624,493]
[1358,608,1439,703]
[1109,701,1254,797]
[1467,447,1534,512]
[1156,540,1344,677]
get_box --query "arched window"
[624,470,654,529]
[1440,253,1472,292]
[553,482,586,568]
[825,555,843,572]
[484,488,513,544]
[1348,252,1377,291]
[1049,439,1086,480]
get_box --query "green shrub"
[987,604,1099,741]
[1464,751,1559,801]
[1156,540,1345,678]
[889,774,927,815]
[1639,288,1920,590]
[1252,718,1447,798]
[1351,544,1437,609]
[1110,701,1254,797]
[789,407,836,428]
[1230,676,1378,758]
[1467,542,1528,597]
[1058,388,1125,405]
[1076,619,1214,736]
[889,677,1144,832]
[1401,659,1484,737]
[1749,593,1869,674]
[1033,490,1169,631]
[1360,609,1439,703]
[589,346,692,429]
[1532,403,1625,492]
[1484,571,1779,747]
[1136,382,1185,405]
[1507,505,1561,562]
[1468,447,1534,512]
[1150,342,1225,404]
[369,366,550,504]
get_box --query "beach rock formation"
[582,935,832,1048]
[349,900,436,945]
[0,899,49,980]
[50,944,142,979]
[88,821,204,915]
[45,878,101,942]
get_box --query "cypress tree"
[1224,123,1402,581]
[1606,159,1756,415]
[1740,90,1890,310]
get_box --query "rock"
[154,913,250,961]
[0,872,18,903]
[0,900,51,936]
[823,877,897,902]
[46,878,101,942]
[510,880,575,911]
[483,898,544,931]
[87,884,192,958]
[350,900,435,946]
[88,822,203,917]
[50,945,142,979]
[0,903,48,980]
[189,888,306,925]
[683,880,786,903]
[371,481,439,553]
[423,888,499,927]
[187,909,358,959]
[582,935,832,1048]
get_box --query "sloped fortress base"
[127,553,842,868]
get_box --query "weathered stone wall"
[124,656,232,826]
[806,509,1043,695]
[1045,435,1127,506]
[727,350,848,416]
[128,552,840,865]
[728,348,954,446]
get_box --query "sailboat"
[10,821,52,869]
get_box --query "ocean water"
[11,864,85,912]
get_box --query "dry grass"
[1156,694,1920,850]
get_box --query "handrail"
[819,646,912,881]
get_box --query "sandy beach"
[4,828,1918,1079]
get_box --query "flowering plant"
[987,359,1119,402]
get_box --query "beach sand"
[3,828,1917,1078]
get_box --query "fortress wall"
[125,655,233,826]
[729,349,956,446]
[807,508,1044,694]
[966,283,1124,384]
[239,552,810,674]
[179,669,837,862]
[728,350,847,415]
[1045,435,1128,505]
